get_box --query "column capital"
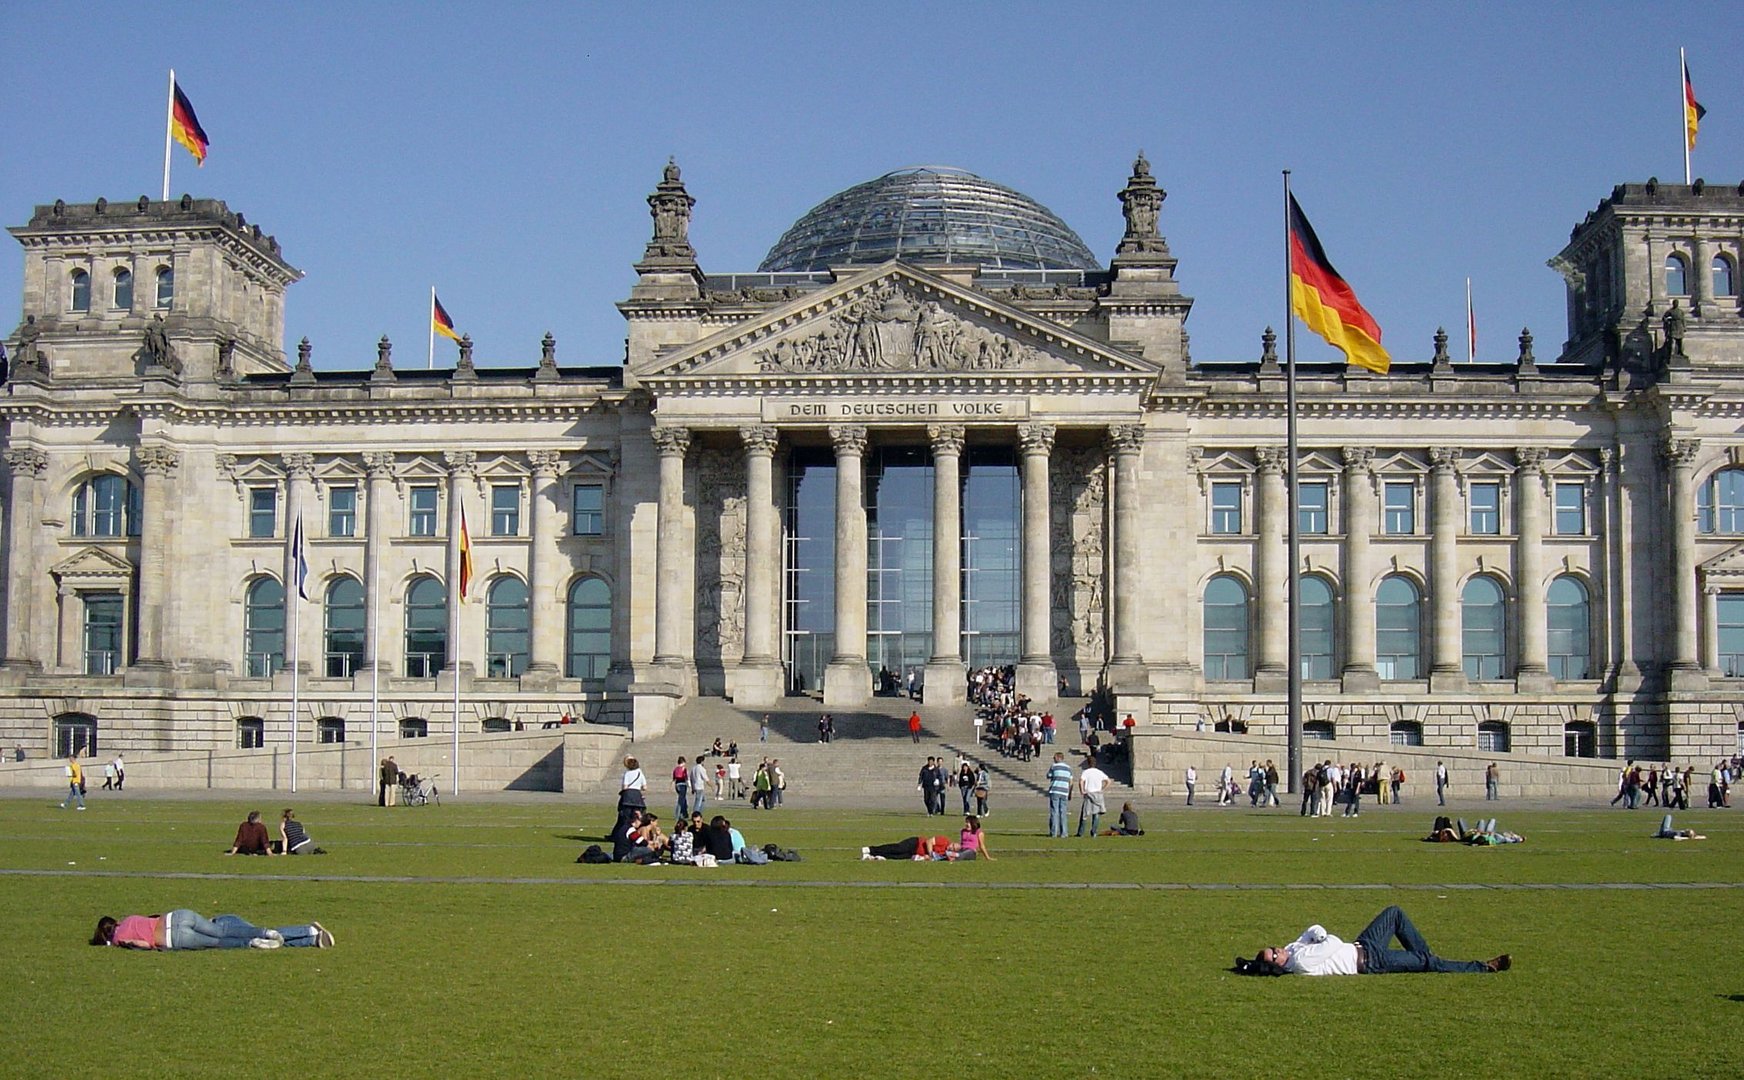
[527,449,565,477]
[1109,423,1145,455]
[829,424,868,457]
[1255,446,1286,474]
[1428,446,1460,473]
[651,425,692,458]
[136,445,181,477]
[1017,422,1056,456]
[739,425,780,457]
[361,451,397,478]
[1514,446,1547,473]
[1340,446,1374,474]
[927,423,966,456]
[443,449,478,476]
[1598,446,1616,475]
[1659,436,1700,468]
[2,446,48,477]
[282,452,316,479]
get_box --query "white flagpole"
[163,71,176,202]
[1466,277,1475,363]
[428,286,436,370]
[369,523,380,792]
[1674,46,1688,184]
[451,639,462,800]
[289,527,300,793]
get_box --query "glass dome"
[759,167,1100,273]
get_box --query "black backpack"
[577,844,612,864]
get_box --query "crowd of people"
[1608,758,1740,810]
[602,807,784,866]
[659,747,788,820]
[1288,760,1411,817]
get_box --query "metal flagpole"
[1466,278,1475,363]
[289,526,300,793]
[369,521,380,792]
[451,574,461,800]
[428,286,436,370]
[1283,170,1303,794]
[162,71,176,202]
[1681,47,1692,186]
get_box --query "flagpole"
[1680,47,1691,185]
[289,521,300,794]
[162,71,176,202]
[369,519,380,794]
[1466,277,1475,362]
[1282,170,1303,795]
[428,286,436,371]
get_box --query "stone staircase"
[588,695,1122,810]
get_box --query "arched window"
[1717,593,1744,677]
[54,713,98,758]
[1563,720,1597,758]
[317,717,346,744]
[112,268,133,310]
[1202,574,1250,681]
[1547,576,1592,680]
[1665,253,1689,296]
[1389,720,1423,746]
[1477,720,1511,753]
[154,266,174,309]
[1375,576,1421,680]
[1697,468,1744,534]
[1461,576,1507,680]
[566,577,611,680]
[485,577,529,677]
[1714,256,1736,299]
[1213,717,1248,734]
[404,575,447,678]
[237,716,265,749]
[70,269,91,312]
[481,717,512,733]
[1299,575,1336,679]
[244,577,285,677]
[399,717,428,739]
[72,474,139,538]
[324,577,365,677]
[1304,720,1336,741]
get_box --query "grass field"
[4,796,1740,1079]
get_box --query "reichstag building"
[2,157,1742,775]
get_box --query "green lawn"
[4,798,1740,1078]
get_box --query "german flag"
[432,292,461,342]
[457,504,473,603]
[1684,60,1707,151]
[170,79,209,165]
[1288,193,1390,374]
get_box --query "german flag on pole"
[1684,59,1707,151]
[432,292,461,342]
[457,504,473,603]
[1288,193,1390,374]
[170,79,209,165]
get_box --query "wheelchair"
[399,773,441,806]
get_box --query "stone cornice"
[0,395,627,429]
[642,372,1153,396]
[1163,395,1610,421]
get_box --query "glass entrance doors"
[783,450,835,694]
[866,447,933,682]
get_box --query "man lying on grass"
[1236,905,1509,976]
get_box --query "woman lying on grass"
[92,910,334,950]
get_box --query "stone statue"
[140,314,179,372]
[16,315,43,372]
[1116,152,1170,258]
[644,157,697,261]
[0,341,7,385]
[1663,299,1687,354]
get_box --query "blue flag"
[291,514,309,601]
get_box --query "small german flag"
[1288,193,1390,374]
[170,79,209,165]
[432,292,461,342]
[1684,59,1707,151]
[457,505,473,603]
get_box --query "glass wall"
[961,447,1020,668]
[783,450,836,694]
[866,446,933,680]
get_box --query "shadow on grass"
[1720,994,1744,1004]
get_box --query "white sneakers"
[311,921,335,948]
[249,937,281,949]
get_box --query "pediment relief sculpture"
[755,281,1038,375]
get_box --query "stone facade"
[3,164,1743,791]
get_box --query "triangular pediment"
[1700,541,1744,578]
[52,546,135,579]
[644,263,1155,381]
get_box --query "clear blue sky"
[3,3,1738,370]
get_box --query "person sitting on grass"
[958,815,993,860]
[1105,802,1144,836]
[699,815,736,864]
[92,910,334,950]
[279,809,321,855]
[1655,814,1707,840]
[609,808,646,863]
[226,811,274,856]
[1235,905,1509,976]
[669,818,696,864]
[860,835,961,861]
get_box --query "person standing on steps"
[908,710,923,744]
[689,754,709,815]
[760,714,770,742]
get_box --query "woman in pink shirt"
[959,815,994,860]
[92,909,334,950]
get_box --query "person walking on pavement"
[61,756,86,810]
[908,711,923,744]
[1185,764,1197,806]
[1435,761,1448,806]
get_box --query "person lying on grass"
[861,835,962,861]
[92,910,334,950]
[1655,814,1706,840]
[1235,905,1509,976]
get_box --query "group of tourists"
[658,753,787,819]
[1612,759,1738,809]
[1295,760,1407,817]
[602,807,781,866]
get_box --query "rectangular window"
[328,486,357,538]
[1298,482,1328,535]
[1554,482,1586,536]
[571,483,604,536]
[1383,482,1415,535]
[248,488,277,539]
[83,592,124,675]
[1468,481,1500,535]
[491,484,520,537]
[1210,482,1243,535]
[408,485,438,537]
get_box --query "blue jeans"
[1076,795,1104,837]
[1355,905,1488,974]
[691,784,706,815]
[1047,794,1068,837]
[167,911,319,949]
[675,782,689,820]
[62,782,85,809]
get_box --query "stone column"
[1645,232,1665,311]
[55,581,77,673]
[525,449,565,680]
[824,424,870,707]
[443,450,476,681]
[283,452,315,675]
[1597,448,1619,678]
[923,424,966,705]
[1428,447,1463,687]
[133,445,181,669]
[736,425,783,706]
[1340,447,1377,688]
[1,448,48,671]
[1514,447,1551,688]
[1693,237,1713,316]
[1107,424,1150,690]
[1015,423,1058,702]
[1254,446,1288,683]
[361,453,395,674]
[1703,586,1720,672]
[650,427,692,673]
[1663,436,1702,679]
